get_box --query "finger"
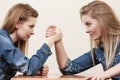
[46,32,56,35]
[49,25,57,28]
[42,67,49,71]
[55,28,62,33]
[46,29,55,32]
[48,25,56,30]
[91,77,97,80]
[100,77,107,80]
[46,29,56,34]
[46,33,56,37]
[85,77,91,80]
[46,30,56,34]
[97,77,102,80]
[41,69,49,76]
[46,29,56,35]
[42,65,49,69]
[46,28,56,31]
[85,76,93,80]
[41,70,48,74]
[41,73,47,76]
[41,67,49,71]
[40,70,48,76]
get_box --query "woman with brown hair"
[0,3,62,80]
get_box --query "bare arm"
[54,40,68,69]
[85,63,120,80]
[45,25,62,48]
[45,37,54,48]
[104,63,120,78]
[46,25,68,69]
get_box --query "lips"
[27,34,31,38]
[89,34,92,37]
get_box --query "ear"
[15,22,21,29]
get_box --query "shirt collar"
[0,29,13,43]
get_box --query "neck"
[10,31,18,43]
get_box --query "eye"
[86,22,91,27]
[29,25,35,28]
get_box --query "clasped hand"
[46,25,62,43]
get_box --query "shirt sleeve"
[60,51,99,75]
[2,43,52,75]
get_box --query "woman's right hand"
[45,25,62,48]
[46,25,62,42]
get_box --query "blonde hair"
[80,1,120,69]
[2,3,38,55]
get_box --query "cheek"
[90,26,96,33]
[21,27,30,34]
[98,30,102,38]
[18,28,28,38]
[92,25,99,33]
[95,27,102,38]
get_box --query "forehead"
[81,14,98,24]
[26,17,37,24]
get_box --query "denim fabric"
[0,29,52,80]
[60,44,120,79]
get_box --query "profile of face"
[16,17,37,41]
[82,14,102,41]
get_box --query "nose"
[31,29,34,35]
[86,29,90,33]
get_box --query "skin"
[46,14,120,79]
[45,14,103,69]
[82,14,102,41]
[44,6,120,79]
[10,17,36,43]
[37,65,49,76]
[10,17,62,76]
[84,63,120,80]
[82,14,120,80]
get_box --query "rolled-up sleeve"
[3,43,52,75]
[60,51,99,75]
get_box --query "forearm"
[25,43,52,75]
[45,38,54,48]
[54,40,68,69]
[104,63,120,78]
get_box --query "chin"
[23,38,29,41]
[93,38,100,41]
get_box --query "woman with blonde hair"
[0,3,61,80]
[46,1,120,80]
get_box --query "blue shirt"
[60,43,120,79]
[0,29,52,80]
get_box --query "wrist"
[55,39,62,44]
[45,38,54,48]
[103,71,111,79]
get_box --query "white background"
[0,0,120,75]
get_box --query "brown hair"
[2,3,38,55]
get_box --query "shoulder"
[0,31,14,50]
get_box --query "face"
[82,14,102,41]
[16,17,37,41]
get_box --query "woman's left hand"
[84,72,110,80]
[46,25,62,42]
[37,65,49,76]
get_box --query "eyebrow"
[85,21,90,25]
[29,24,35,27]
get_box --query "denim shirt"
[60,44,120,79]
[0,29,52,80]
